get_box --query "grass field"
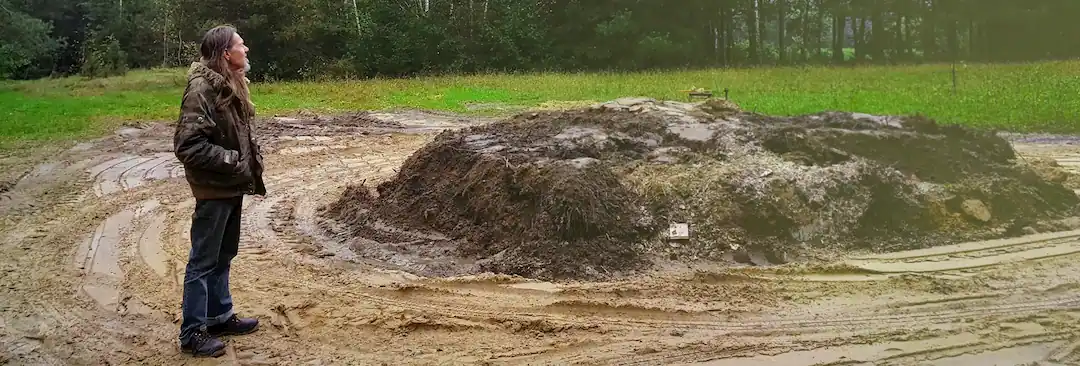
[2,60,1079,148]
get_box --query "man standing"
[173,25,266,358]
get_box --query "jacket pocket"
[185,165,252,188]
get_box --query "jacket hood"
[187,61,226,88]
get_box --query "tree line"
[2,0,1077,81]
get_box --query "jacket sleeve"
[173,81,240,174]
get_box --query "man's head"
[199,25,249,74]
[198,25,254,114]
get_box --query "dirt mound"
[321,97,1080,280]
[259,111,404,138]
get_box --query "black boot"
[208,315,259,336]
[180,330,226,358]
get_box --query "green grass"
[3,60,1080,147]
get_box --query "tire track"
[853,230,1080,262]
[613,332,1077,366]
[843,229,1080,274]
[1048,337,1080,364]
[93,156,148,197]
[754,232,1080,284]
[0,158,98,217]
[86,153,183,198]
[136,212,171,279]
[72,200,160,315]
[603,307,1080,366]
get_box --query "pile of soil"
[259,111,404,138]
[321,97,1080,280]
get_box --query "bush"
[81,35,128,78]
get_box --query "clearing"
[3,60,1080,147]
[4,96,1080,365]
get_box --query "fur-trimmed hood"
[187,61,227,89]
[187,61,251,86]
[186,61,254,107]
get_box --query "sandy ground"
[3,111,1080,365]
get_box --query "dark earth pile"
[321,97,1080,280]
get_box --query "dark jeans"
[179,196,243,345]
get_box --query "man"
[173,25,266,358]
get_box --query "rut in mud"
[322,97,1080,280]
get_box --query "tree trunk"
[922,0,936,61]
[727,5,735,64]
[832,9,845,63]
[946,18,958,62]
[870,10,885,63]
[176,31,182,65]
[352,0,362,35]
[968,19,976,60]
[748,0,759,64]
[715,24,721,66]
[721,2,734,66]
[904,15,913,60]
[854,17,863,63]
[777,0,786,64]
[894,15,905,62]
[800,0,811,62]
[757,0,765,62]
[718,5,729,67]
[818,3,827,62]
[161,13,167,67]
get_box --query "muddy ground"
[3,104,1080,365]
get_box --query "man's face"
[225,33,249,72]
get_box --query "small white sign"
[668,223,690,240]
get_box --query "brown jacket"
[173,62,266,199]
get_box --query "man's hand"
[233,153,253,179]
[223,150,240,166]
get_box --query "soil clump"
[322,97,1080,280]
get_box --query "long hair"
[199,25,255,117]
